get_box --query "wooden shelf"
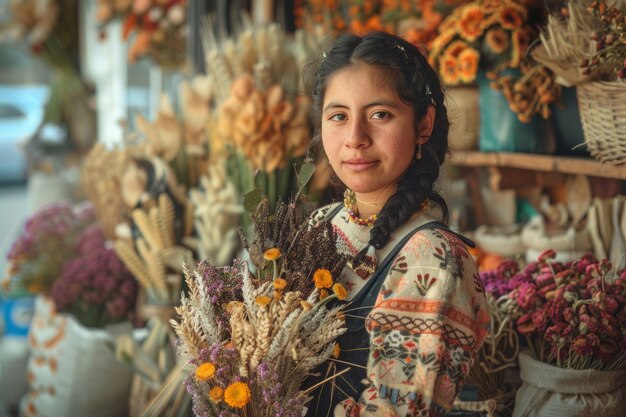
[447,151,626,180]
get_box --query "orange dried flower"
[196,362,216,381]
[273,277,287,290]
[458,5,484,42]
[440,56,460,85]
[458,48,480,83]
[224,381,251,408]
[313,269,333,289]
[209,386,223,402]
[255,295,272,307]
[485,28,510,54]
[263,248,282,261]
[333,283,348,300]
[499,6,524,30]
[332,343,341,358]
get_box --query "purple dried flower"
[48,229,137,328]
[5,201,98,295]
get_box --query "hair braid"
[368,42,450,250]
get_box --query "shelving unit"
[448,151,626,180]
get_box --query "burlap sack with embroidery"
[513,350,626,417]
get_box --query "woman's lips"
[343,159,379,171]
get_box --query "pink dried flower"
[537,249,557,263]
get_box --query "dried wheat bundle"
[114,192,194,305]
[539,1,600,66]
[183,163,243,266]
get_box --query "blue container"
[477,72,553,154]
[552,87,587,155]
[0,297,35,337]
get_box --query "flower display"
[171,196,353,417]
[48,224,138,328]
[295,0,467,47]
[95,0,187,67]
[482,250,626,370]
[429,0,535,86]
[3,202,97,296]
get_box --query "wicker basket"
[576,81,626,165]
[446,86,480,150]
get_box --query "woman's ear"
[416,105,436,144]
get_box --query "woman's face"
[321,64,416,201]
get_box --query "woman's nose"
[345,118,371,148]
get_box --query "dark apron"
[304,205,475,417]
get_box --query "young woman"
[305,32,490,417]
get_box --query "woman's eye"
[329,114,346,121]
[371,111,389,119]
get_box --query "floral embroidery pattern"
[414,273,437,296]
[318,209,488,417]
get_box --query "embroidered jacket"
[310,204,489,417]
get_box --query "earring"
[415,141,423,160]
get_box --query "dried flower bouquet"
[170,196,353,416]
[201,19,326,208]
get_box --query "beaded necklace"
[343,189,377,226]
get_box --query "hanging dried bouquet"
[95,0,187,68]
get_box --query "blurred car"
[0,85,48,183]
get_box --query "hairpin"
[394,43,409,62]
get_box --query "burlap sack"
[513,350,626,417]
[20,297,132,417]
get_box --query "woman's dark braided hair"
[308,31,450,256]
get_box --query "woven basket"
[576,81,626,165]
[446,86,480,150]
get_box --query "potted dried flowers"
[489,250,626,417]
[430,0,555,153]
[95,0,187,68]
[15,215,137,417]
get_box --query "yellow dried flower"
[196,362,216,381]
[208,386,223,403]
[224,381,251,408]
[333,283,348,300]
[274,290,283,301]
[273,277,287,290]
[313,269,333,289]
[263,248,282,261]
[300,300,312,311]
[255,295,272,307]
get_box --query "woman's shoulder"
[399,223,476,274]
